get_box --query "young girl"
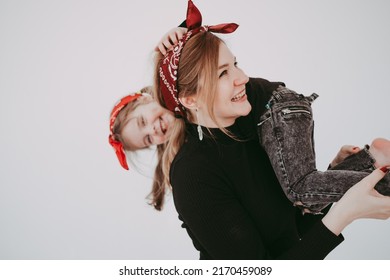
[150,0,390,259]
[108,86,175,210]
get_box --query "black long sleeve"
[170,77,343,259]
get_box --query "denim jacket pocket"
[280,106,312,120]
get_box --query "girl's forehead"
[122,117,146,150]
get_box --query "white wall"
[0,0,389,260]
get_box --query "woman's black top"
[170,77,343,259]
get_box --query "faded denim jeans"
[257,86,390,213]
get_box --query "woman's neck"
[194,113,236,128]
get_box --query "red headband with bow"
[159,0,238,118]
[108,93,143,170]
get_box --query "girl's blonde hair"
[153,32,229,205]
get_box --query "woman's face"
[121,96,175,149]
[199,43,250,127]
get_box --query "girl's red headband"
[159,0,238,118]
[108,93,143,170]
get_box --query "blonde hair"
[153,32,232,204]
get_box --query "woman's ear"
[179,95,197,110]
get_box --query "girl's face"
[122,97,175,149]
[199,43,250,127]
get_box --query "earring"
[196,108,203,141]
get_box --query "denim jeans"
[257,86,390,213]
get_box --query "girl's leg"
[257,86,390,213]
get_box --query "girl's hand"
[330,145,361,168]
[155,27,188,55]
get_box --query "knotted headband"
[108,93,143,170]
[159,0,239,118]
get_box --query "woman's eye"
[147,135,152,145]
[141,116,146,126]
[234,61,238,67]
[219,70,227,78]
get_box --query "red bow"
[108,136,129,170]
[159,0,238,118]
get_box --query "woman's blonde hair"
[153,32,228,204]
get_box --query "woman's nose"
[234,70,249,86]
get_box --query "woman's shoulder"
[170,130,229,183]
[172,136,219,173]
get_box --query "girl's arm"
[155,27,188,55]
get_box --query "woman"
[149,0,390,259]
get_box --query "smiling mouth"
[231,90,246,102]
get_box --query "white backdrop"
[0,0,389,260]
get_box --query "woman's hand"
[155,27,188,55]
[330,145,361,168]
[322,166,390,235]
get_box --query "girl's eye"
[234,61,238,67]
[219,70,227,78]
[141,116,146,126]
[146,135,152,145]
